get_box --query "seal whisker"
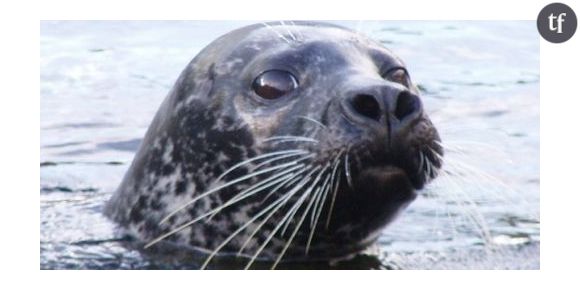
[425,154,433,182]
[431,173,461,241]
[430,147,505,187]
[272,194,319,269]
[260,22,291,43]
[344,151,354,189]
[431,143,523,205]
[436,139,509,157]
[259,164,314,204]
[276,164,330,238]
[254,152,315,171]
[417,151,425,175]
[278,176,325,237]
[215,149,308,182]
[206,163,311,220]
[426,146,497,244]
[199,174,313,269]
[309,174,331,228]
[288,20,304,41]
[305,172,333,254]
[294,182,325,238]
[325,151,344,229]
[236,166,321,266]
[144,164,308,249]
[262,135,319,144]
[296,115,327,129]
[159,160,309,224]
[279,20,297,41]
[432,169,493,245]
[278,168,326,237]
[430,146,442,159]
[271,164,331,269]
[243,165,325,269]
[430,152,441,181]
[435,155,518,207]
[237,166,320,253]
[310,154,342,230]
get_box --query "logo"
[538,2,577,43]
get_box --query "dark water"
[40,21,539,269]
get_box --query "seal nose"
[346,90,421,125]
[393,91,421,121]
[350,94,382,122]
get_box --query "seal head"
[105,22,443,267]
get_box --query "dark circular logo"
[537,2,577,43]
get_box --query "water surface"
[40,21,539,269]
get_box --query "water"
[40,21,539,269]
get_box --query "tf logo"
[538,2,577,43]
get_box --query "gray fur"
[105,22,443,266]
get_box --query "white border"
[2,0,579,289]
[33,0,544,20]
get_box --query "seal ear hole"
[252,70,299,100]
[351,94,382,121]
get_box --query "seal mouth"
[355,165,416,200]
[347,165,418,217]
[340,138,442,192]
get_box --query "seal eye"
[252,70,298,100]
[384,68,410,87]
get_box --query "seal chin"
[351,165,417,230]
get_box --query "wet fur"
[105,21,443,268]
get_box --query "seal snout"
[334,82,438,192]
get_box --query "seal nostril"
[351,94,382,121]
[395,92,420,120]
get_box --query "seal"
[105,21,443,269]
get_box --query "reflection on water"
[40,21,539,269]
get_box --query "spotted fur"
[105,22,443,267]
